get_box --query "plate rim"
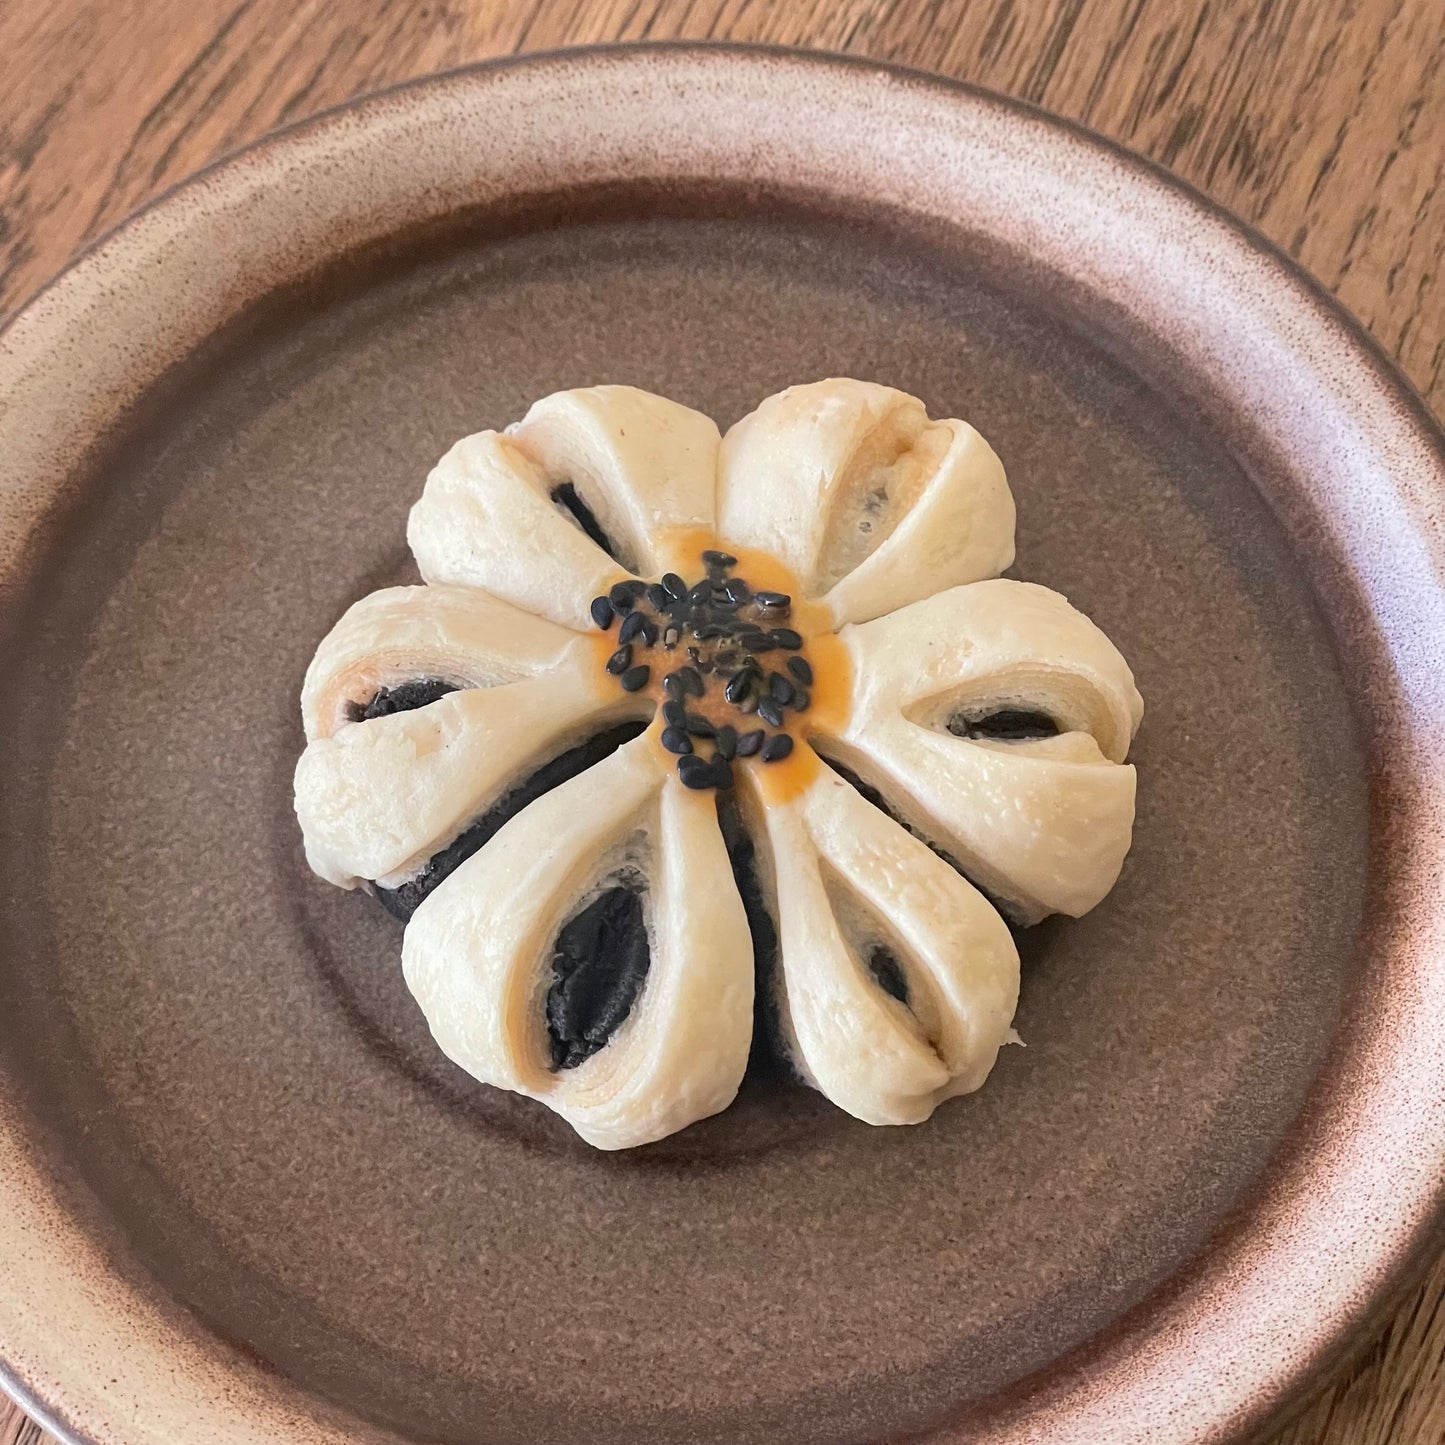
[1,40,1443,1445]
[7,40,1445,452]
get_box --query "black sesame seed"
[769,673,795,706]
[618,611,647,645]
[787,656,813,686]
[687,582,712,607]
[694,623,725,640]
[724,671,754,705]
[645,582,671,611]
[620,664,651,692]
[662,699,687,728]
[677,754,715,790]
[761,734,794,763]
[590,596,614,630]
[711,757,735,791]
[712,586,740,609]
[662,572,687,601]
[702,549,737,569]
[606,645,632,675]
[662,672,685,701]
[610,582,638,613]
[742,633,779,653]
[735,728,765,757]
[791,687,811,713]
[684,715,716,738]
[723,578,752,605]
[639,618,659,646]
[755,590,791,609]
[678,665,704,697]
[715,724,738,761]
[757,697,784,728]
[663,626,680,649]
[660,726,693,755]
[771,628,803,650]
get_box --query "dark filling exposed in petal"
[347,678,458,722]
[867,946,910,1004]
[551,482,621,561]
[371,722,647,921]
[717,795,794,1082]
[547,882,650,1070]
[948,708,1059,741]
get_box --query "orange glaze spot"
[581,626,626,696]
[593,530,858,783]
[799,631,852,737]
[747,734,826,808]
[654,527,799,598]
[744,632,854,806]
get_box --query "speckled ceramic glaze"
[0,45,1441,1445]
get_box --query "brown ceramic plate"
[1,44,1443,1445]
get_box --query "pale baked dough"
[403,738,754,1150]
[718,379,1015,624]
[743,764,1020,1127]
[294,379,1143,1147]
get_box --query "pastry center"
[590,549,816,791]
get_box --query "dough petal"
[717,379,1015,624]
[508,385,721,575]
[294,660,645,888]
[408,387,721,628]
[749,762,1019,1125]
[301,584,579,741]
[819,579,1143,922]
[407,429,624,630]
[403,737,754,1150]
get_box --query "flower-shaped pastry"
[295,380,1142,1149]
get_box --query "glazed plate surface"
[0,46,1442,1445]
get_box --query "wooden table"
[1,3,1440,1443]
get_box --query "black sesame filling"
[590,551,813,792]
[370,722,647,921]
[546,881,651,1070]
[717,794,793,1083]
[867,947,910,1004]
[948,708,1059,741]
[552,482,620,561]
[347,678,459,722]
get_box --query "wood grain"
[0,2,1440,1443]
